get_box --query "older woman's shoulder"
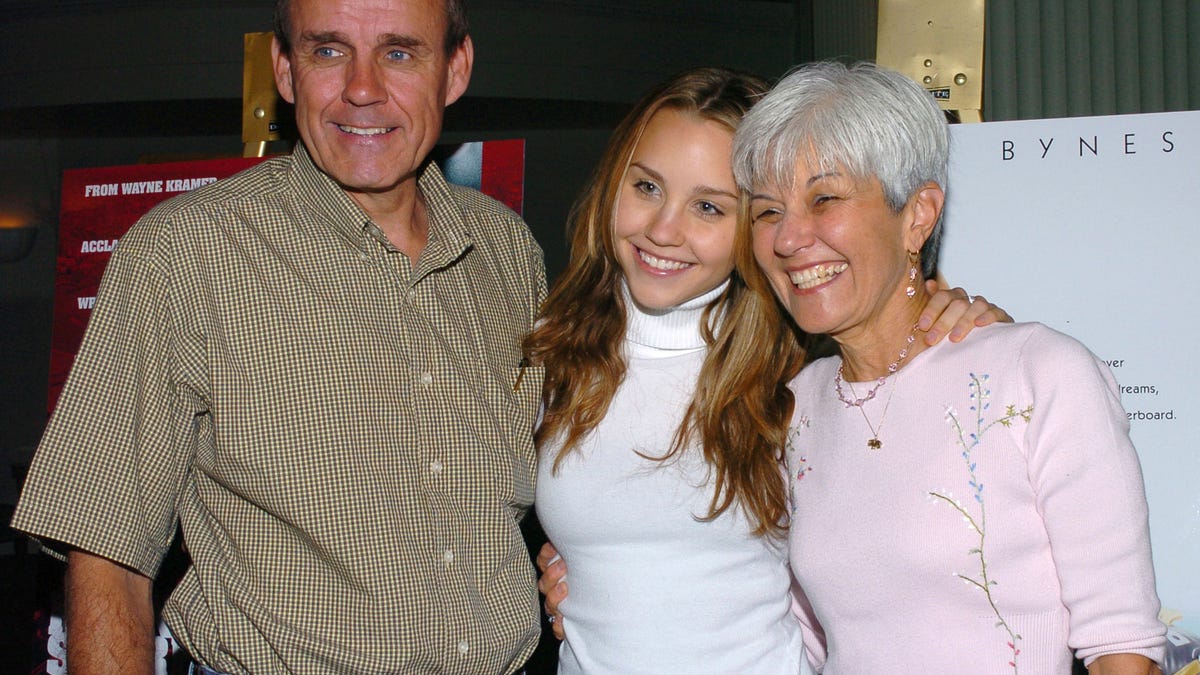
[979,320,1095,351]
[958,321,1112,377]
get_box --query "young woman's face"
[613,108,739,311]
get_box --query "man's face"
[272,0,472,202]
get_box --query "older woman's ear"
[905,181,945,253]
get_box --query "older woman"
[731,61,1165,674]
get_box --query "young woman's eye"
[696,201,725,217]
[633,179,660,197]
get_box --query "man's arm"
[65,549,156,674]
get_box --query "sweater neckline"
[623,280,728,352]
[836,329,953,385]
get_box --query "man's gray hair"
[274,0,469,56]
[732,61,949,277]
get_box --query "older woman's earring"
[905,251,920,299]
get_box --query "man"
[11,0,546,671]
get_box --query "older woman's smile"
[788,262,848,290]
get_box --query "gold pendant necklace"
[836,324,918,450]
[844,375,899,449]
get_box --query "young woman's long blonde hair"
[524,67,805,536]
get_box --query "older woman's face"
[749,161,913,338]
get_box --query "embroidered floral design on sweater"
[928,373,1033,673]
[785,421,811,515]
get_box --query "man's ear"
[443,36,474,107]
[905,181,945,253]
[271,36,296,104]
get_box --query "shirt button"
[430,460,443,475]
[457,639,470,655]
[443,549,455,564]
[419,371,433,386]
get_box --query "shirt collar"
[285,143,473,261]
[414,161,474,269]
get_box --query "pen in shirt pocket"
[513,357,529,392]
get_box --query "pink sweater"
[786,322,1164,674]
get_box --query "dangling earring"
[905,250,920,299]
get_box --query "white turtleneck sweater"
[535,282,805,674]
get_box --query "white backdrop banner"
[941,110,1199,641]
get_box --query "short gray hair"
[732,61,949,277]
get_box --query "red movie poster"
[49,156,267,415]
[482,138,525,215]
[47,140,525,416]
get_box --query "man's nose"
[343,58,387,106]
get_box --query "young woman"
[528,67,1003,673]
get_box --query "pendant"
[867,437,882,450]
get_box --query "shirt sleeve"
[11,215,206,578]
[1020,326,1165,666]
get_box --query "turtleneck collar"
[623,279,730,353]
